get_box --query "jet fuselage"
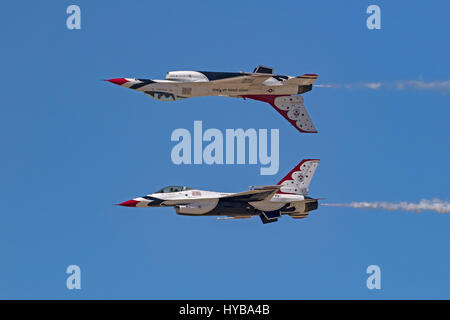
[110,70,314,101]
[107,66,319,133]
[117,159,321,224]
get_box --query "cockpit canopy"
[165,71,208,82]
[155,186,192,193]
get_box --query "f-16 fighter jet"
[117,159,320,224]
[107,65,319,133]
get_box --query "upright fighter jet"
[117,159,320,224]
[107,66,319,133]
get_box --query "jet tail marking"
[242,95,317,133]
[277,159,320,195]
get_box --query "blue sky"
[0,1,449,299]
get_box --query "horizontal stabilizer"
[282,74,318,86]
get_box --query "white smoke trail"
[314,80,450,92]
[395,80,450,91]
[321,198,450,214]
[314,83,383,89]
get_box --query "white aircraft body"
[107,65,319,133]
[117,159,320,224]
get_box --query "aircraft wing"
[221,185,280,202]
[211,74,273,85]
[243,95,317,133]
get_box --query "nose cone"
[117,199,139,207]
[106,78,129,86]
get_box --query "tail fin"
[276,159,320,195]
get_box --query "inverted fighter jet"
[117,159,320,224]
[107,66,319,133]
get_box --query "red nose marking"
[106,78,128,86]
[118,200,139,207]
